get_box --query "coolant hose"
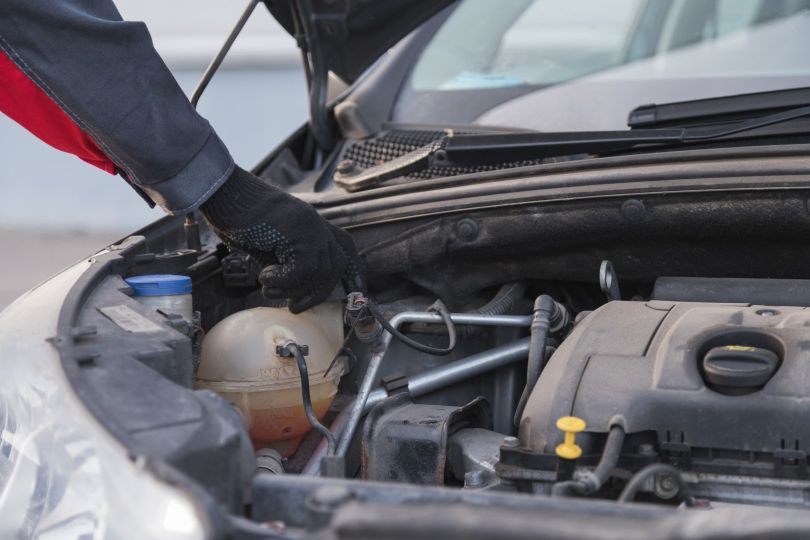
[288,343,337,456]
[513,295,562,426]
[552,425,626,497]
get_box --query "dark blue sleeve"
[0,0,234,214]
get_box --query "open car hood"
[264,0,456,83]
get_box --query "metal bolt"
[464,470,487,488]
[659,475,676,491]
[654,474,679,500]
[336,159,355,175]
[502,436,520,448]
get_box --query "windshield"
[394,0,810,131]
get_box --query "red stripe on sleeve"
[0,50,116,174]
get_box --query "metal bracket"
[334,140,443,191]
[599,260,621,302]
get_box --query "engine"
[193,268,810,514]
[503,300,809,506]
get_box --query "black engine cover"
[520,301,809,459]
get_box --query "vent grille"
[341,129,546,182]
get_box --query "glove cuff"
[200,166,272,232]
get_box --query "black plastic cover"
[520,301,808,457]
[652,276,810,307]
[55,238,254,512]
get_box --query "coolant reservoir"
[196,304,344,456]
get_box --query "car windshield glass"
[394,0,810,131]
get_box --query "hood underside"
[264,0,456,83]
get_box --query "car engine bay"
[51,175,810,535]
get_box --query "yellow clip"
[555,416,586,460]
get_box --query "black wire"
[618,463,696,507]
[288,343,337,456]
[367,299,457,356]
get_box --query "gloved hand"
[201,166,364,313]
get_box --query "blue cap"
[126,274,192,297]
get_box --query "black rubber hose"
[525,296,556,388]
[367,299,457,356]
[552,425,626,497]
[473,282,528,316]
[618,463,696,506]
[513,296,556,426]
[289,343,337,456]
[588,426,626,489]
[456,282,528,340]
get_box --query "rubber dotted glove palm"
[201,167,364,313]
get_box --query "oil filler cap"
[702,345,780,395]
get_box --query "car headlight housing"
[0,259,208,540]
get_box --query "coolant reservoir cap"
[702,345,780,393]
[126,274,191,296]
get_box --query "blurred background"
[0,0,309,309]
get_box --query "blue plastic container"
[125,274,193,320]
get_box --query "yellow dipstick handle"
[555,416,586,460]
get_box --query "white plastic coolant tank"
[196,304,344,456]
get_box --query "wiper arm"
[335,104,810,191]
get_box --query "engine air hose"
[513,295,569,426]
[552,425,626,497]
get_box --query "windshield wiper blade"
[629,86,810,129]
[335,104,810,191]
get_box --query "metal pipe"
[190,0,260,108]
[334,313,532,458]
[395,313,532,327]
[401,336,531,397]
[304,336,532,475]
[332,331,393,459]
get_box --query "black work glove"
[201,167,364,313]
